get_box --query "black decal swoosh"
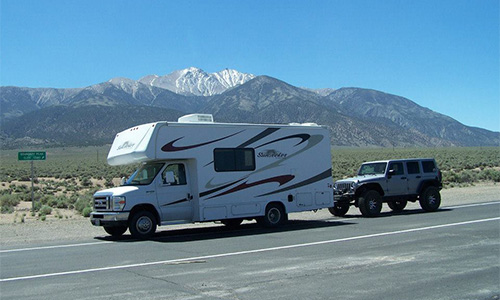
[161,198,188,206]
[237,128,280,148]
[200,178,246,198]
[161,130,244,152]
[255,134,310,149]
[207,175,295,199]
[257,168,332,197]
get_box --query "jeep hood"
[336,174,384,183]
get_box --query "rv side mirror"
[164,171,176,185]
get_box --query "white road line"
[442,201,500,209]
[1,201,498,254]
[1,216,499,283]
[0,241,113,254]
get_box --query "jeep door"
[405,161,422,194]
[386,161,408,196]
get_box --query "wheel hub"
[137,216,152,233]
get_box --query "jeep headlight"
[112,196,126,211]
[350,181,359,190]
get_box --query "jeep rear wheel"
[388,200,407,212]
[358,190,382,217]
[328,203,350,217]
[419,186,441,212]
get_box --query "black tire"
[419,186,441,212]
[221,218,243,228]
[129,210,157,239]
[257,203,287,228]
[388,200,408,212]
[328,203,350,217]
[358,190,382,217]
[103,225,128,237]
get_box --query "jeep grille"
[336,183,352,193]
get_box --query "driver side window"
[389,162,404,176]
[162,164,186,185]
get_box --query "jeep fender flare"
[417,180,441,196]
[354,183,385,206]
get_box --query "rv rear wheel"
[104,225,127,237]
[328,203,349,217]
[388,200,407,212]
[129,210,157,239]
[258,203,287,228]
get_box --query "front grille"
[94,196,111,211]
[336,182,352,193]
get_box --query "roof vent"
[178,114,214,123]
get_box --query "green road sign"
[18,151,46,161]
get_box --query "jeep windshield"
[124,162,165,186]
[358,162,387,176]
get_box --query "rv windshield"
[358,162,387,176]
[125,162,165,186]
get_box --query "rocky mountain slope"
[1,68,498,148]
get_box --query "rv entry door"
[157,162,193,222]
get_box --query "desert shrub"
[74,195,92,214]
[39,205,52,216]
[0,194,20,213]
[82,207,92,217]
[80,177,93,187]
[478,169,500,182]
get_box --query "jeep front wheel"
[358,190,382,217]
[419,186,441,212]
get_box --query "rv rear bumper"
[90,211,130,227]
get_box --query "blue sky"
[1,0,499,132]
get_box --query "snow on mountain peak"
[138,67,255,96]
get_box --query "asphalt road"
[1,201,499,300]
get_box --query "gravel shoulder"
[1,183,498,248]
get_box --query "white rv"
[90,114,334,238]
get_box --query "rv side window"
[214,148,255,172]
[162,164,187,185]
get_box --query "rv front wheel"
[221,218,243,228]
[104,225,127,237]
[258,203,287,228]
[129,210,157,239]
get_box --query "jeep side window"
[422,161,436,173]
[388,162,404,176]
[406,161,420,174]
[358,162,387,175]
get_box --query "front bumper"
[90,211,130,227]
[334,192,355,204]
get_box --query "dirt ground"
[0,183,498,248]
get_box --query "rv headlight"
[112,196,126,211]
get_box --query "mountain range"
[1,67,498,148]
